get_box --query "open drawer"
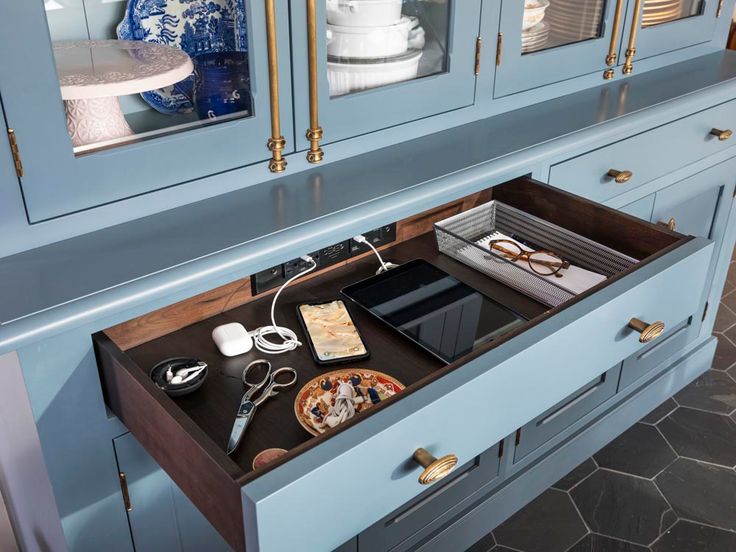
[95,177,713,552]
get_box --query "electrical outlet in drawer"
[549,99,736,204]
[95,177,712,552]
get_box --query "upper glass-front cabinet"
[290,0,482,150]
[0,0,292,221]
[494,0,723,98]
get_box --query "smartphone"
[297,300,370,365]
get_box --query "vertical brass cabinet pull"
[264,0,287,173]
[717,0,725,17]
[623,0,644,75]
[474,37,482,76]
[605,0,626,67]
[413,448,458,485]
[305,0,324,163]
[118,472,132,512]
[496,33,503,67]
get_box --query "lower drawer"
[514,364,622,462]
[360,444,500,552]
[619,318,699,391]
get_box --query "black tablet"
[341,259,526,364]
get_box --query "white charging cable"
[250,255,317,354]
[353,235,397,274]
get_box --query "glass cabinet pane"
[521,0,607,55]
[325,0,450,98]
[44,0,253,154]
[642,0,703,28]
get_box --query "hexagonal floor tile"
[713,334,736,371]
[568,533,650,551]
[494,489,587,552]
[639,398,677,425]
[714,305,736,333]
[657,407,736,467]
[652,520,736,552]
[674,370,736,414]
[594,423,676,478]
[655,458,736,531]
[571,470,671,546]
[728,364,736,384]
[553,458,597,491]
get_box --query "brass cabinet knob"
[413,448,458,485]
[628,318,665,343]
[607,169,633,184]
[657,217,677,231]
[710,128,733,141]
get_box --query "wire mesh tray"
[434,200,638,307]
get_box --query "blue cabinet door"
[494,0,628,97]
[114,432,231,552]
[0,0,293,222]
[618,0,722,73]
[289,0,482,149]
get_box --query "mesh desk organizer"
[434,201,639,308]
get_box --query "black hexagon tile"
[567,533,650,551]
[657,407,736,467]
[571,470,671,546]
[673,370,736,414]
[494,489,587,552]
[594,423,676,478]
[553,458,597,491]
[652,520,736,552]
[655,458,736,531]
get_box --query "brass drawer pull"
[413,448,458,485]
[628,318,665,343]
[657,217,676,231]
[710,128,733,141]
[607,169,633,184]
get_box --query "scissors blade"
[226,400,256,455]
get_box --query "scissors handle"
[267,367,298,393]
[227,400,256,455]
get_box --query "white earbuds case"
[212,323,253,357]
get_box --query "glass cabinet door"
[618,0,720,71]
[494,0,625,97]
[290,0,482,151]
[0,0,292,222]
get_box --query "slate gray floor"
[467,256,736,552]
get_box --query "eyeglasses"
[488,239,570,277]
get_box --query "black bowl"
[150,357,208,397]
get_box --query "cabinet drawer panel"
[619,318,699,391]
[360,444,500,552]
[97,179,713,552]
[514,364,621,462]
[549,100,736,204]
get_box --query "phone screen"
[298,300,368,362]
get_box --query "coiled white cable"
[250,255,317,354]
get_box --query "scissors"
[227,359,298,455]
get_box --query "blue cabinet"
[114,432,231,552]
[0,0,293,222]
[289,0,482,149]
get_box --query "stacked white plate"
[522,21,550,53]
[545,0,605,44]
[642,0,684,27]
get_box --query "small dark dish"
[150,357,209,397]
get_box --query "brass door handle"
[710,128,733,141]
[413,448,458,485]
[657,217,676,231]
[628,318,665,343]
[607,169,633,184]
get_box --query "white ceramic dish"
[523,0,550,30]
[326,16,425,59]
[327,49,423,97]
[326,0,403,27]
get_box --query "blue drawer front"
[241,237,712,552]
[514,364,622,462]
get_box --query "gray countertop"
[2,51,736,352]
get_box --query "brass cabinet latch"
[717,0,725,17]
[7,129,23,177]
[118,472,132,512]
[474,37,482,76]
[496,33,503,67]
